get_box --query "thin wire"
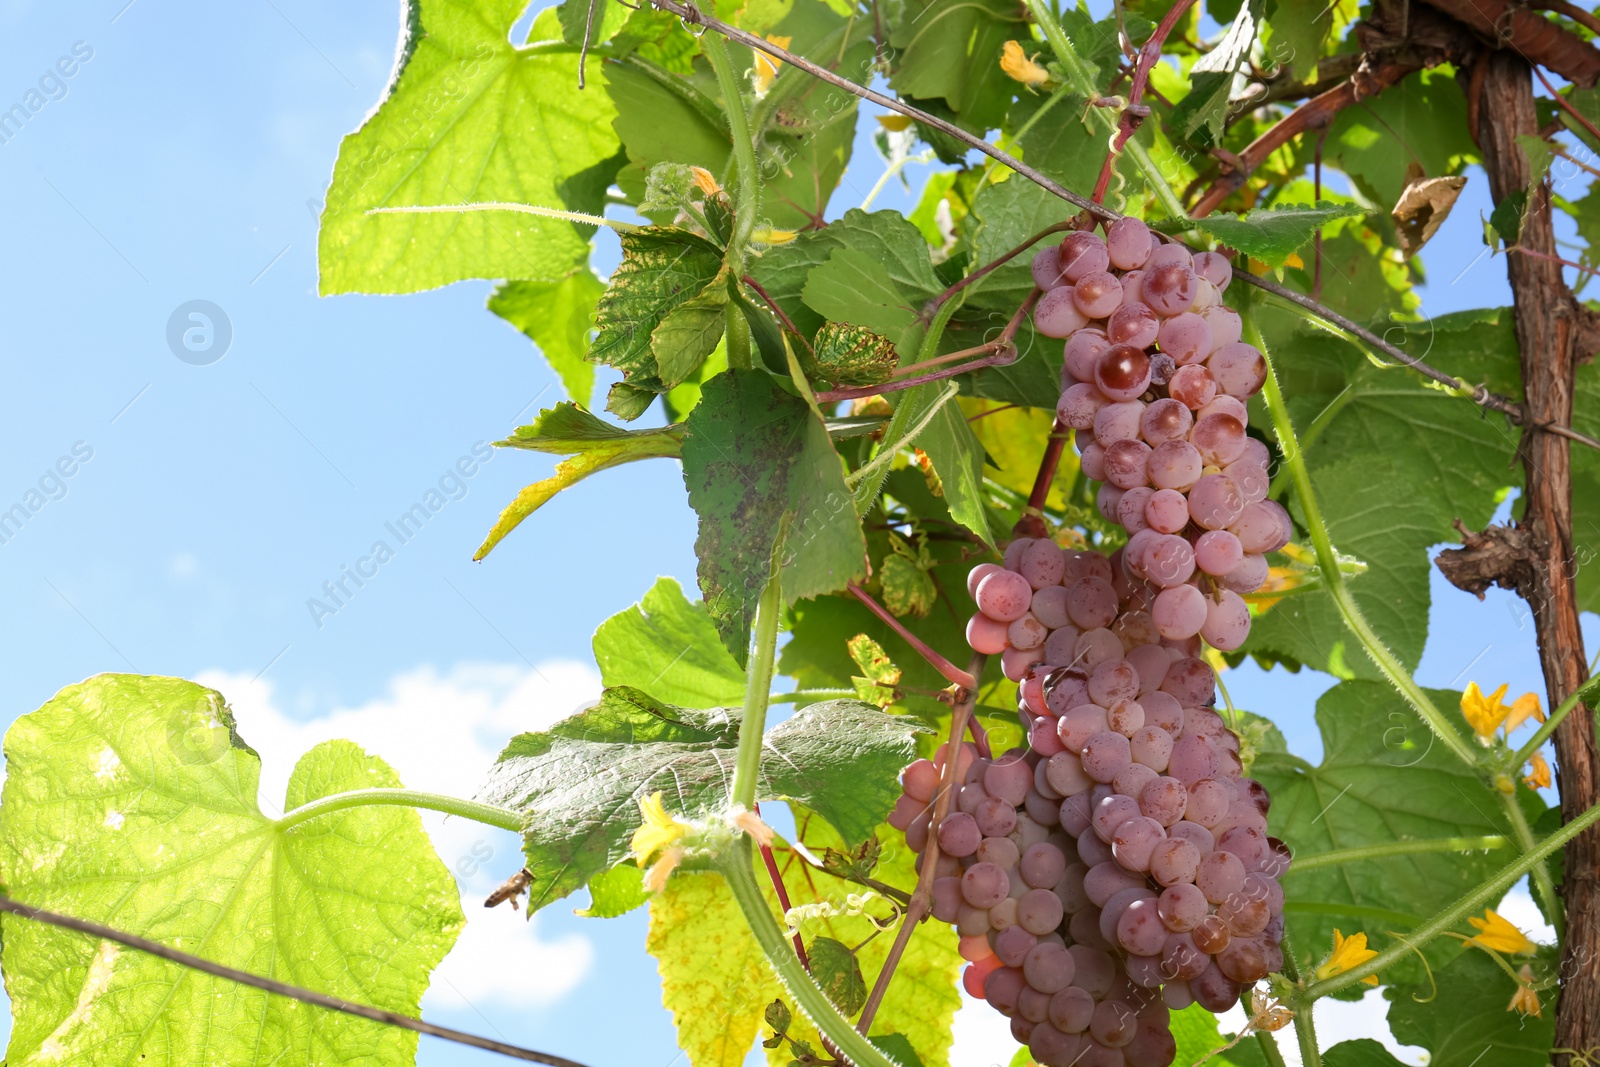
[643,0,1600,452]
[0,897,592,1067]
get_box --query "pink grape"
[1126,645,1171,694]
[1111,815,1166,871]
[1188,474,1245,530]
[1152,584,1207,640]
[1208,342,1268,397]
[1192,251,1232,290]
[1160,932,1208,981]
[1074,271,1124,318]
[1183,779,1233,828]
[976,795,1020,837]
[1092,793,1141,842]
[1113,762,1159,799]
[1005,538,1035,569]
[1064,329,1112,383]
[1191,414,1249,465]
[1117,486,1155,533]
[1060,704,1110,751]
[1066,577,1119,629]
[1046,752,1094,796]
[1199,394,1247,423]
[1201,590,1251,651]
[1139,398,1193,445]
[1143,535,1196,588]
[1120,270,1145,305]
[1060,231,1110,281]
[1195,849,1246,904]
[1231,500,1292,553]
[1020,539,1067,588]
[967,563,1003,598]
[1095,346,1154,402]
[1031,246,1067,289]
[986,751,1035,805]
[1032,586,1072,629]
[1156,312,1212,365]
[938,811,982,856]
[1223,553,1270,593]
[1192,962,1242,1012]
[1130,725,1174,771]
[1094,399,1146,442]
[1201,304,1242,349]
[1018,887,1067,935]
[1194,530,1244,576]
[963,862,1011,908]
[1144,489,1190,533]
[1158,883,1207,932]
[966,612,1010,654]
[976,568,1034,621]
[1107,217,1153,269]
[1116,897,1169,956]
[1146,440,1202,492]
[1024,940,1077,993]
[1106,698,1146,736]
[1143,262,1199,316]
[1090,658,1141,706]
[1225,459,1270,504]
[1022,842,1069,889]
[1106,438,1154,489]
[1057,383,1106,430]
[1149,836,1201,886]
[979,835,1022,869]
[1010,613,1048,650]
[1107,302,1160,348]
[1139,777,1188,827]
[1161,657,1215,706]
[1167,365,1217,409]
[1168,733,1221,785]
[1082,731,1133,782]
[1035,287,1091,337]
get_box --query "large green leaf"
[593,576,748,708]
[1326,69,1477,206]
[476,403,685,558]
[476,687,923,911]
[1252,680,1546,983]
[489,268,606,404]
[888,0,1024,130]
[319,4,620,294]
[681,370,866,663]
[0,674,462,1067]
[1388,950,1553,1066]
[1322,1040,1408,1067]
[1245,308,1517,677]
[898,383,995,546]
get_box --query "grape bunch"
[1037,219,1292,651]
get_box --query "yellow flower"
[1315,929,1380,985]
[1461,681,1513,741]
[1000,41,1050,88]
[877,114,914,132]
[1467,908,1538,955]
[1508,964,1542,1017]
[1524,751,1552,790]
[752,35,791,95]
[1504,691,1545,733]
[631,791,688,867]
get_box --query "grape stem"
[1089,0,1199,205]
[855,651,988,1037]
[275,789,522,833]
[924,221,1076,312]
[1300,795,1600,1000]
[1287,835,1511,873]
[845,580,978,690]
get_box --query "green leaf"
[888,0,1025,130]
[558,0,629,47]
[1251,679,1543,983]
[803,322,900,388]
[318,2,620,294]
[648,871,776,1067]
[681,369,866,663]
[1326,70,1477,207]
[750,209,941,345]
[869,1034,926,1067]
[476,688,924,910]
[803,249,928,358]
[1265,0,1335,82]
[900,382,996,545]
[578,862,649,917]
[1163,201,1366,267]
[808,936,867,1016]
[593,576,748,708]
[0,674,462,1067]
[653,271,731,388]
[591,227,727,420]
[1388,950,1553,1065]
[476,403,685,558]
[489,269,606,404]
[1170,1002,1264,1066]
[1322,1039,1410,1067]
[1245,308,1517,677]
[1169,0,1261,145]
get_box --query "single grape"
[1059,704,1110,752]
[985,963,1027,1012]
[1090,998,1141,1050]
[1201,589,1251,652]
[957,902,992,936]
[1045,754,1094,800]
[1160,932,1208,980]
[1168,733,1222,785]
[1078,626,1128,671]
[1094,398,1146,443]
[1161,657,1216,706]
[1023,941,1076,993]
[967,563,1003,599]
[1152,584,1207,640]
[1091,793,1141,842]
[1116,486,1155,534]
[1045,668,1092,713]
[1139,397,1193,445]
[1125,1023,1178,1067]
[887,793,922,831]
[1191,913,1231,955]
[1195,849,1246,904]
[979,834,1022,869]
[1231,500,1293,553]
[1192,250,1233,290]
[1063,329,1112,384]
[1150,352,1177,387]
[1149,836,1201,886]
[1028,1023,1078,1067]
[1018,887,1067,936]
[1089,659,1141,706]
[1187,473,1245,530]
[1224,459,1270,505]
[986,750,1035,805]
[1167,364,1218,409]
[1059,231,1111,281]
[1058,792,1094,837]
[1126,645,1171,695]
[1218,891,1271,936]
[1182,779,1233,828]
[1066,577,1119,630]
[1069,945,1117,999]
[1009,613,1048,650]
[1018,985,1052,1024]
[962,861,1011,908]
[1005,539,1035,570]
[902,758,939,802]
[1113,761,1159,799]
[1106,698,1146,737]
[1082,731,1134,783]
[1027,781,1065,822]
[1130,724,1174,771]
[1194,530,1244,576]
[1140,776,1188,826]
[1111,814,1166,871]
[1201,304,1242,351]
[1125,952,1168,989]
[1113,611,1159,652]
[1030,587,1071,632]
[960,932,998,963]
[1143,535,1196,589]
[995,924,1038,970]
[1049,986,1096,1034]
[1031,245,1067,290]
[1143,261,1199,316]
[1100,887,1154,945]
[1157,882,1207,932]
[1156,311,1212,365]
[1002,646,1044,682]
[1096,483,1125,525]
[976,795,1020,837]
[1146,440,1203,492]
[1035,286,1091,338]
[1021,842,1069,889]
[1169,820,1215,855]
[1208,342,1268,398]
[1106,216,1153,270]
[1144,488,1190,534]
[1012,1017,1039,1049]
[1074,271,1124,319]
[1107,301,1159,349]
[1120,269,1145,306]
[1199,394,1248,423]
[976,569,1033,621]
[1020,538,1067,588]
[1191,962,1242,1012]
[938,811,982,857]
[1095,345,1154,403]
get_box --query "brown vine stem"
[647,0,1600,452]
[754,801,811,970]
[0,897,586,1065]
[856,651,986,1038]
[927,222,1076,312]
[1091,0,1199,204]
[846,580,978,689]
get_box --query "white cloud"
[195,659,603,1010]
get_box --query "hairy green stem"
[1020,0,1185,218]
[845,382,959,493]
[702,33,759,269]
[1245,311,1479,768]
[1501,791,1565,940]
[916,295,961,364]
[1254,1030,1288,1067]
[1290,835,1510,873]
[1509,667,1600,769]
[731,564,784,810]
[726,300,753,372]
[275,789,522,833]
[720,839,904,1067]
[1302,796,1600,1000]
[1293,1004,1322,1067]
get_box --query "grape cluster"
[1037,219,1291,651]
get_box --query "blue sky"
[0,0,1592,1064]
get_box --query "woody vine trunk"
[1469,49,1600,1061]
